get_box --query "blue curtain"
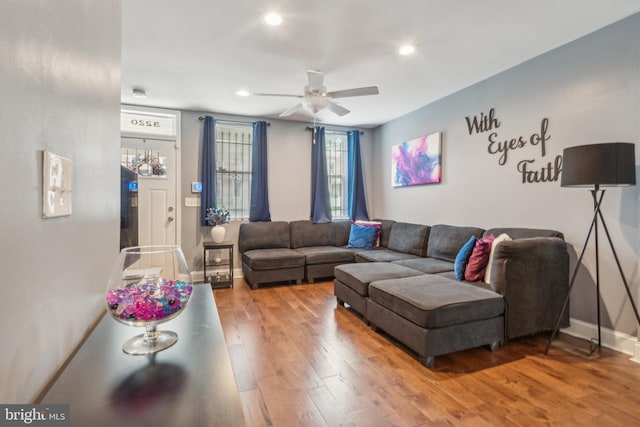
[200,115,216,226]
[348,130,369,221]
[310,126,332,223]
[249,121,271,222]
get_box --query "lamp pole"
[592,185,601,348]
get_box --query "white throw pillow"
[484,233,512,284]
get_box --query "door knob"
[168,216,174,222]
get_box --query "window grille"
[325,131,349,219]
[120,148,167,177]
[216,123,252,220]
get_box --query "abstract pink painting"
[391,132,442,187]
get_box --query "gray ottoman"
[333,262,423,319]
[367,275,505,368]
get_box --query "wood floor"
[213,279,640,426]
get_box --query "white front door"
[121,137,177,246]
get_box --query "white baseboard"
[562,318,640,363]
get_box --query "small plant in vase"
[205,207,230,243]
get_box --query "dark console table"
[40,284,245,427]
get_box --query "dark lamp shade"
[561,142,636,187]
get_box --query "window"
[216,123,253,220]
[120,147,167,177]
[325,131,349,219]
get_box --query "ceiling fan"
[247,70,379,117]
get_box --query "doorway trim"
[120,104,182,247]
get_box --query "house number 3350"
[130,119,161,127]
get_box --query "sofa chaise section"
[334,262,425,318]
[336,225,569,368]
[367,275,504,368]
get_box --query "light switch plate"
[42,150,72,218]
[185,197,201,207]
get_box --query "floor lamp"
[545,142,639,355]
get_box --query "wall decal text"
[465,108,562,184]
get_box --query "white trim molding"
[562,318,640,363]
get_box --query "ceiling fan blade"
[326,100,350,117]
[306,70,325,92]
[279,103,304,117]
[326,86,379,99]
[251,92,303,98]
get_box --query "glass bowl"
[105,245,193,355]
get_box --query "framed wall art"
[391,132,442,187]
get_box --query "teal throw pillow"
[347,224,378,249]
[454,236,477,280]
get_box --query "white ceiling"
[121,1,640,129]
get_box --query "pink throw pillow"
[464,234,495,282]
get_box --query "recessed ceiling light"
[132,88,147,98]
[235,89,250,97]
[263,12,282,26]
[398,44,416,56]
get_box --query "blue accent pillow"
[347,224,379,249]
[454,236,477,280]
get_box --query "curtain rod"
[305,126,363,135]
[198,116,270,126]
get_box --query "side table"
[203,241,234,289]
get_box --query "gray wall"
[372,13,640,335]
[179,111,373,274]
[0,1,121,402]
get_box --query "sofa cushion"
[464,235,495,282]
[387,222,430,256]
[392,257,455,274]
[426,224,485,262]
[347,224,378,249]
[454,236,477,280]
[331,220,352,247]
[355,248,420,263]
[242,248,305,270]
[290,220,333,248]
[334,262,424,296]
[238,221,290,253]
[295,246,354,265]
[436,271,493,290]
[368,275,504,329]
[373,219,396,248]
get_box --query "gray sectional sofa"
[238,219,570,368]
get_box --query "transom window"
[216,123,253,220]
[325,131,349,219]
[120,147,167,178]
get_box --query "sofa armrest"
[489,237,569,339]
